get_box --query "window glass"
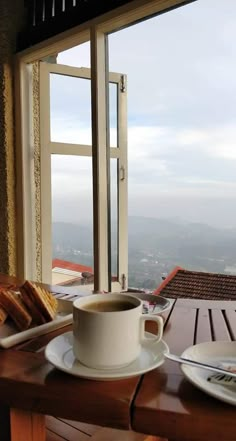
[109,0,236,290]
[57,42,91,69]
[50,74,92,145]
[51,155,94,288]
[110,159,118,281]
[109,82,118,147]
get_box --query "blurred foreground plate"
[181,341,236,406]
[121,292,172,314]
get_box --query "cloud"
[175,125,236,160]
[128,193,236,229]
[51,120,236,200]
[51,0,236,227]
[51,120,92,145]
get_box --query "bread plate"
[0,297,73,349]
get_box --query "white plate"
[45,331,169,380]
[121,292,172,315]
[0,298,73,348]
[55,292,172,315]
[181,341,236,406]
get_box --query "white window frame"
[39,59,128,291]
[14,0,192,285]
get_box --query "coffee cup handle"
[140,315,163,344]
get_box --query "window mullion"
[91,27,109,292]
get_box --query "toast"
[0,305,8,325]
[0,290,32,331]
[20,281,58,325]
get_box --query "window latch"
[119,165,125,181]
[121,273,126,290]
[120,75,126,93]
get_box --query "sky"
[51,0,236,229]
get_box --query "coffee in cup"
[80,299,135,312]
[73,293,163,369]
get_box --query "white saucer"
[181,341,236,406]
[45,331,169,380]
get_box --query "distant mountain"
[128,216,236,239]
[52,217,236,289]
[53,222,93,252]
[52,217,236,271]
[128,216,236,261]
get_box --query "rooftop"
[52,259,93,286]
[154,266,236,300]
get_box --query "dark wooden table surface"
[0,273,235,441]
[133,298,236,441]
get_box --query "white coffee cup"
[73,293,163,369]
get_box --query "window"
[16,1,198,289]
[39,59,127,291]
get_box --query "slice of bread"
[0,305,8,325]
[0,290,32,331]
[20,281,58,325]
[20,287,47,325]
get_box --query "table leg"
[10,409,46,441]
[0,405,10,441]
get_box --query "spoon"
[164,352,236,378]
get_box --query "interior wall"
[32,62,42,281]
[0,0,25,275]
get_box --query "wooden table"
[0,273,235,441]
[133,298,236,441]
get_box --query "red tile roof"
[52,259,118,287]
[154,267,236,300]
[52,259,93,274]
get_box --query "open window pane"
[110,158,118,283]
[39,49,127,290]
[51,155,94,288]
[50,74,92,145]
[109,83,118,148]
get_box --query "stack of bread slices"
[0,281,58,331]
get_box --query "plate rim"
[180,340,236,406]
[0,312,73,349]
[45,331,169,380]
[121,292,172,314]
